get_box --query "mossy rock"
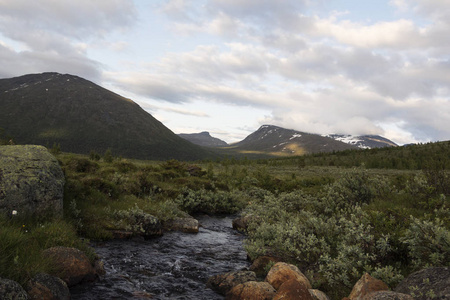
[0,145,65,219]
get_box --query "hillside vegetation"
[0,73,214,161]
[1,141,449,298]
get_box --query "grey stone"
[26,273,70,300]
[0,278,29,300]
[0,145,65,219]
[395,267,450,300]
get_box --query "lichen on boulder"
[0,145,65,219]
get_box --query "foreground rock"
[0,278,28,300]
[0,145,65,219]
[42,246,98,287]
[395,267,450,300]
[273,278,314,300]
[207,270,257,295]
[226,281,276,300]
[232,215,254,232]
[347,273,389,300]
[266,262,312,290]
[25,273,70,300]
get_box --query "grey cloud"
[0,0,136,80]
[0,0,136,42]
[0,44,101,80]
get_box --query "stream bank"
[70,215,249,299]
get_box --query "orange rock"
[348,273,389,300]
[227,281,276,300]
[266,262,312,290]
[273,278,314,300]
[42,246,96,287]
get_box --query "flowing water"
[70,215,249,299]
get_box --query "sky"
[1,0,449,145]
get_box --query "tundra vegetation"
[1,141,449,298]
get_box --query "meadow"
[1,142,449,298]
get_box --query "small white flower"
[12,210,17,215]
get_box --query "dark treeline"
[219,141,450,170]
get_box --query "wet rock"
[273,278,314,300]
[42,246,96,287]
[266,262,312,290]
[232,215,253,232]
[395,267,450,300]
[0,278,28,300]
[249,255,281,277]
[25,273,70,300]
[164,217,199,233]
[362,291,413,299]
[94,259,106,276]
[207,270,257,295]
[309,289,331,300]
[348,273,389,300]
[226,281,276,300]
[0,145,65,219]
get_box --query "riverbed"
[70,215,249,299]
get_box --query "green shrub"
[175,187,247,214]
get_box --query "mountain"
[0,72,214,160]
[178,132,228,147]
[325,134,398,149]
[228,125,358,156]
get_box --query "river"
[70,215,249,299]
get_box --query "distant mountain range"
[0,72,397,161]
[183,125,397,157]
[178,132,228,147]
[0,73,214,160]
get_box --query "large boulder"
[0,145,64,219]
[273,278,314,300]
[0,278,28,300]
[226,281,276,300]
[395,267,450,300]
[266,262,312,290]
[42,246,97,287]
[25,273,70,300]
[348,273,389,300]
[207,270,257,295]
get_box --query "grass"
[0,215,94,286]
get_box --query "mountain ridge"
[178,131,228,148]
[0,72,214,160]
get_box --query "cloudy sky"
[1,0,449,145]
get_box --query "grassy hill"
[0,73,215,161]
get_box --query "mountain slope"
[229,125,357,156]
[0,72,213,160]
[325,134,398,149]
[178,132,228,147]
